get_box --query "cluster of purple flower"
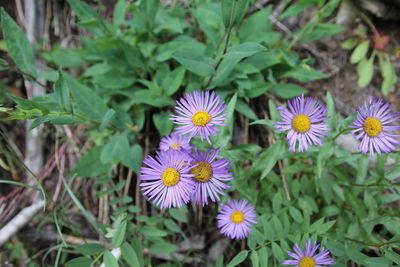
[139,91,257,240]
[275,95,400,156]
[137,91,399,265]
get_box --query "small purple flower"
[350,98,400,156]
[189,148,233,206]
[275,94,330,152]
[139,150,195,208]
[282,239,334,267]
[217,199,257,239]
[159,133,192,152]
[171,90,227,143]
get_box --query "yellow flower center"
[292,114,311,133]
[363,117,382,137]
[162,168,180,187]
[299,256,315,267]
[231,211,245,224]
[192,111,211,126]
[190,161,213,182]
[171,142,181,149]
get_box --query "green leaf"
[64,74,108,122]
[44,47,83,68]
[357,56,374,87]
[301,23,343,43]
[75,243,105,256]
[164,219,182,233]
[235,99,258,120]
[169,208,188,223]
[153,112,173,136]
[213,94,237,148]
[54,71,72,112]
[250,250,259,267]
[0,8,36,75]
[246,82,272,98]
[271,242,285,262]
[272,192,283,214]
[280,2,313,20]
[29,114,84,130]
[193,4,222,47]
[227,250,249,267]
[345,243,368,264]
[131,89,173,108]
[342,38,358,50]
[103,250,120,267]
[113,0,126,27]
[122,144,143,173]
[10,96,49,114]
[254,141,285,179]
[379,54,397,95]
[163,66,186,96]
[101,132,130,164]
[139,0,159,30]
[100,109,116,131]
[118,38,145,68]
[269,83,308,98]
[65,257,92,267]
[383,248,400,264]
[242,51,281,70]
[208,57,237,88]
[138,226,168,237]
[92,70,135,89]
[289,206,303,223]
[67,0,110,34]
[71,146,112,177]
[149,242,178,254]
[239,7,273,43]
[258,247,268,267]
[281,66,327,82]
[224,42,266,61]
[112,219,127,247]
[325,241,345,257]
[172,49,215,76]
[350,41,370,64]
[364,258,390,267]
[121,242,141,267]
[221,0,249,28]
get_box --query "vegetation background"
[0,0,399,266]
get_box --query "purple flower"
[159,133,192,152]
[217,199,257,239]
[189,148,233,206]
[282,239,334,267]
[350,98,400,156]
[275,95,330,152]
[171,91,227,143]
[139,150,195,208]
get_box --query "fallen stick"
[0,200,45,246]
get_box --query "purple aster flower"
[139,150,195,208]
[282,239,334,267]
[350,98,400,156]
[171,90,227,143]
[189,148,233,206]
[159,133,192,152]
[217,199,257,239]
[275,94,331,152]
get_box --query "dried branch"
[0,200,45,246]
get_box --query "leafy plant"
[1,0,399,266]
[342,22,397,94]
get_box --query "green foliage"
[343,24,398,94]
[2,0,399,266]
